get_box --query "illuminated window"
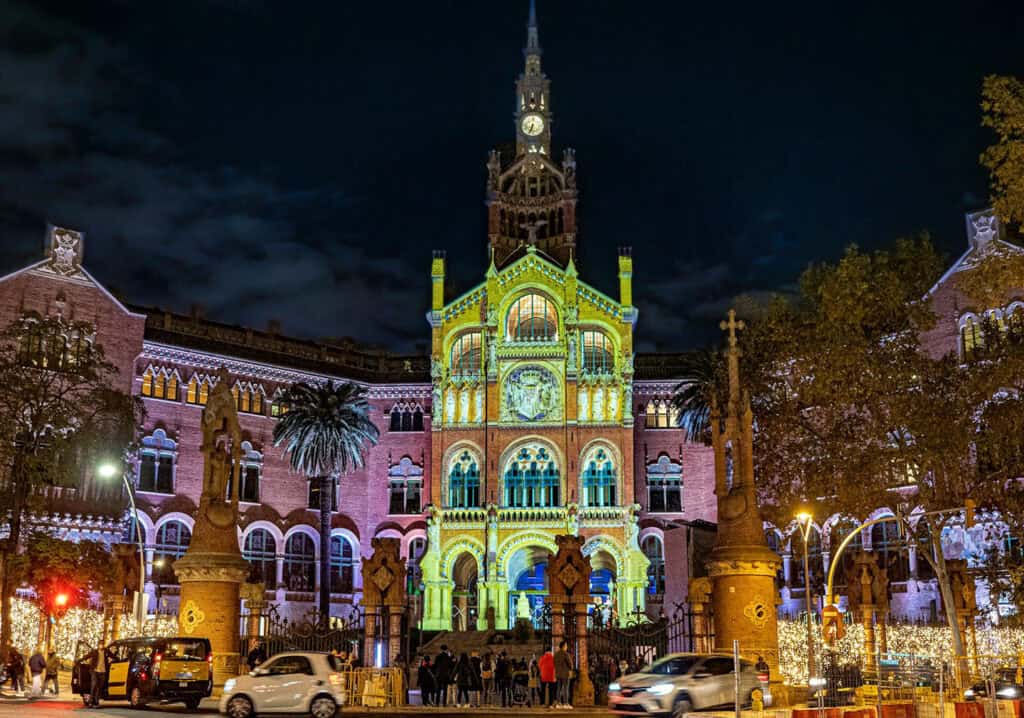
[961,316,983,358]
[16,318,94,371]
[504,443,560,508]
[388,456,423,515]
[142,369,153,396]
[389,403,424,432]
[448,450,480,508]
[507,293,558,342]
[232,382,265,415]
[581,447,617,507]
[330,536,356,593]
[138,429,176,494]
[646,454,682,513]
[581,331,614,375]
[284,533,316,592]
[451,333,483,377]
[642,535,665,595]
[186,375,213,405]
[244,529,277,586]
[142,367,179,401]
[270,391,289,418]
[153,520,191,585]
[645,400,678,429]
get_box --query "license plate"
[179,681,188,687]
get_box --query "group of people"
[2,648,60,697]
[415,640,575,709]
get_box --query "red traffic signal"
[54,593,69,608]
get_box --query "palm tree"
[669,348,721,445]
[272,381,379,625]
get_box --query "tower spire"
[526,0,541,55]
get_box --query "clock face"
[521,114,545,136]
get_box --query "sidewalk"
[0,670,73,703]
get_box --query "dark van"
[72,636,213,710]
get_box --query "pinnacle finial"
[526,0,540,52]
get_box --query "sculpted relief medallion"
[502,366,561,422]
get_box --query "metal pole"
[733,640,741,718]
[802,523,816,682]
[122,472,146,634]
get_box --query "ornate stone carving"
[744,596,770,628]
[966,208,1002,252]
[48,226,84,276]
[502,365,561,421]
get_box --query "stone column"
[363,609,378,667]
[573,602,595,706]
[240,583,266,660]
[388,608,402,668]
[877,611,889,655]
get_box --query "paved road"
[0,699,206,717]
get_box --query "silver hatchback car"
[608,653,760,717]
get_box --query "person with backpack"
[480,652,495,706]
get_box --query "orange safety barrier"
[793,709,843,718]
[954,702,985,718]
[880,703,916,718]
[843,708,877,718]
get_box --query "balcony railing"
[439,505,630,527]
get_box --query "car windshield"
[162,640,207,661]
[643,656,697,675]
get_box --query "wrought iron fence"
[239,604,364,663]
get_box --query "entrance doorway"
[508,546,549,629]
[452,552,478,631]
[588,548,618,625]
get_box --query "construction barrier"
[335,667,405,708]
[954,702,986,718]
[793,709,844,718]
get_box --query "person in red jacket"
[538,649,556,707]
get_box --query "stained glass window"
[581,331,614,375]
[504,444,560,508]
[451,333,483,378]
[448,451,480,508]
[507,294,558,342]
[582,447,616,507]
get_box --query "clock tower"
[486,0,579,268]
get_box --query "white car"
[608,653,761,718]
[220,652,346,718]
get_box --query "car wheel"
[227,695,254,718]
[129,685,146,709]
[671,697,693,718]
[310,695,337,718]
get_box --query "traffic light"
[54,593,68,608]
[964,499,976,528]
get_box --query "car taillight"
[139,672,147,681]
[207,653,213,664]
[152,653,162,679]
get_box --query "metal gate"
[240,605,364,662]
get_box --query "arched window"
[581,447,617,507]
[270,391,289,418]
[138,429,176,494]
[645,400,678,429]
[389,403,425,432]
[232,382,265,415]
[451,333,483,378]
[961,316,984,358]
[330,536,356,593]
[227,441,261,503]
[388,456,424,515]
[504,444,560,508]
[448,450,481,508]
[186,375,213,406]
[646,455,682,512]
[507,294,558,342]
[871,520,909,583]
[153,521,191,585]
[244,529,277,586]
[408,538,427,595]
[581,331,614,375]
[142,367,179,401]
[642,535,665,595]
[284,533,316,591]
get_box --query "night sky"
[2,1,1023,353]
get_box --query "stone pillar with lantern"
[173,368,249,694]
[360,537,406,669]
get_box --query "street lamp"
[99,460,147,634]
[796,510,816,684]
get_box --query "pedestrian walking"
[538,647,555,707]
[28,648,45,698]
[434,645,453,707]
[6,649,25,694]
[89,646,108,708]
[553,640,573,708]
[44,652,59,695]
[418,656,437,707]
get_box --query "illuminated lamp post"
[98,461,146,634]
[796,509,817,684]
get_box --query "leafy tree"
[677,236,1024,675]
[0,315,141,658]
[272,381,379,624]
[981,75,1024,227]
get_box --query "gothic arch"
[578,439,621,507]
[154,511,194,535]
[241,520,284,553]
[498,436,565,506]
[440,536,486,580]
[284,524,321,558]
[495,532,558,578]
[582,535,625,575]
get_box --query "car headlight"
[997,687,1020,699]
[608,682,621,692]
[223,679,236,694]
[649,683,674,696]
[964,688,975,698]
